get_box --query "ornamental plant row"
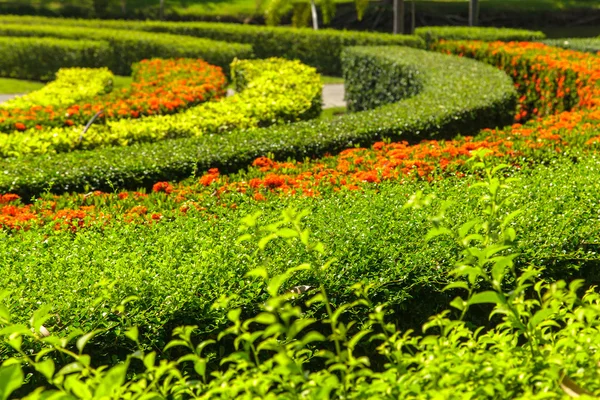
[0,58,322,159]
[0,46,515,197]
[0,58,227,134]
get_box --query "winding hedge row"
[0,58,321,159]
[415,26,546,46]
[0,36,111,81]
[0,46,516,199]
[0,15,424,76]
[0,23,253,75]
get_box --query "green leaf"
[0,364,23,400]
[34,359,55,381]
[0,304,10,324]
[76,330,100,354]
[94,362,129,398]
[468,291,504,306]
[529,308,554,330]
[443,281,469,292]
[125,326,138,343]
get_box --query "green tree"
[265,0,368,30]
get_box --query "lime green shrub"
[0,15,424,76]
[415,26,546,46]
[1,67,114,110]
[0,23,253,75]
[0,36,111,81]
[0,58,322,158]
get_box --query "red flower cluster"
[433,40,600,121]
[0,58,226,132]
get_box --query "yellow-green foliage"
[1,67,114,110]
[0,58,322,158]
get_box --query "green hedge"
[342,47,424,112]
[0,15,424,76]
[0,23,253,75]
[543,38,600,54]
[415,26,546,46]
[0,36,111,81]
[0,46,516,199]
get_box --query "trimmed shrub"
[543,38,600,54]
[0,15,424,76]
[342,47,423,112]
[0,23,253,75]
[0,36,111,81]
[415,26,546,46]
[0,58,321,158]
[1,67,114,110]
[0,47,515,198]
[431,40,596,121]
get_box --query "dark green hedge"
[543,38,600,54]
[415,26,546,46]
[0,36,111,81]
[0,23,253,75]
[0,46,516,200]
[0,15,424,76]
[342,47,424,112]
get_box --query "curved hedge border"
[0,23,253,75]
[0,58,321,159]
[0,36,111,81]
[543,38,600,54]
[0,15,423,76]
[1,67,113,110]
[0,47,516,199]
[0,58,226,134]
[431,40,596,121]
[415,26,546,46]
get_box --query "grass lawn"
[0,77,44,94]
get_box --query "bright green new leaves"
[1,68,114,110]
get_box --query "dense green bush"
[0,15,424,75]
[0,46,515,198]
[0,36,111,81]
[543,38,600,53]
[415,26,546,46]
[342,46,424,112]
[1,155,599,358]
[0,23,253,75]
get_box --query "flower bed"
[0,58,226,134]
[0,58,321,158]
[0,46,515,195]
[1,67,114,111]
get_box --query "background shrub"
[0,15,424,75]
[0,36,111,81]
[415,26,546,46]
[0,23,253,75]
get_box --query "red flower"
[152,182,173,194]
[14,122,26,131]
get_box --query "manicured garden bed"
[0,19,599,398]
